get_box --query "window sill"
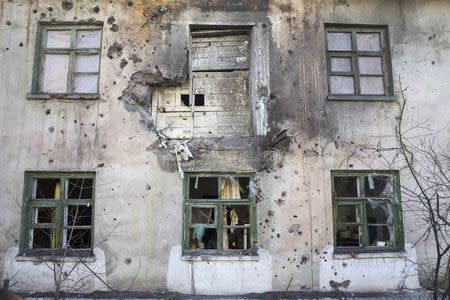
[333,247,406,260]
[327,95,397,102]
[16,249,95,262]
[27,93,100,100]
[181,249,258,261]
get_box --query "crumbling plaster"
[0,0,449,294]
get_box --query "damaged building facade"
[0,0,449,295]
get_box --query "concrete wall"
[0,0,449,294]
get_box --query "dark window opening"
[35,178,60,199]
[189,177,219,199]
[195,94,205,106]
[181,94,190,106]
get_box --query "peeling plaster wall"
[0,0,449,294]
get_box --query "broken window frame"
[182,173,257,255]
[325,24,395,101]
[19,172,95,257]
[28,22,103,100]
[331,171,404,253]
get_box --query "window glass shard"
[334,176,358,197]
[191,207,215,224]
[364,175,394,197]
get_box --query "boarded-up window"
[155,28,251,138]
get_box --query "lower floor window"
[183,174,256,253]
[20,172,95,255]
[332,171,404,251]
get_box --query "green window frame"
[29,22,103,99]
[332,171,404,253]
[19,172,95,257]
[183,173,257,255]
[325,24,395,101]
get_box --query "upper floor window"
[19,172,95,257]
[332,171,404,253]
[325,25,394,101]
[183,174,256,255]
[29,23,102,99]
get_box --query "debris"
[329,279,350,290]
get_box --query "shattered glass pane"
[360,76,384,95]
[336,205,360,223]
[32,228,53,249]
[75,54,100,73]
[67,205,92,226]
[76,30,101,48]
[42,54,69,93]
[72,74,98,93]
[368,225,393,246]
[189,177,219,199]
[358,56,382,75]
[334,176,358,197]
[191,207,215,224]
[46,30,71,48]
[67,178,93,199]
[223,205,250,225]
[330,76,354,94]
[223,227,250,250]
[331,57,352,72]
[67,229,91,249]
[364,175,394,197]
[220,177,250,199]
[34,207,56,224]
[189,228,217,250]
[366,202,392,224]
[356,33,381,51]
[336,224,361,247]
[34,178,61,199]
[327,32,352,51]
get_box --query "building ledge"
[327,95,397,102]
[27,93,100,100]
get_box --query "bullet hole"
[293,215,297,218]
[102,144,107,149]
[91,6,100,13]
[48,159,54,164]
[97,163,105,168]
[60,130,64,134]
[32,9,37,13]
[146,184,151,191]
[262,23,267,28]
[48,126,54,133]
[281,191,287,197]
[294,170,299,175]
[5,21,11,26]
[276,198,285,205]
[124,258,132,265]
[348,164,353,168]
[45,109,51,115]
[277,234,280,238]
[334,272,337,276]
[120,59,128,69]
[5,48,9,51]
[127,1,133,6]
[296,265,300,268]
[342,263,347,267]
[300,255,309,264]
[110,24,119,32]
[264,219,269,223]
[267,210,274,217]
[431,61,435,65]
[107,16,116,24]
[47,7,53,12]
[288,49,293,55]
[113,218,117,221]
[428,33,436,40]
[129,54,142,64]
[74,120,77,123]
[84,134,87,138]
[61,0,74,11]
[107,42,124,59]
[19,42,23,47]
[40,12,46,18]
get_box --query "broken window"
[155,28,251,138]
[332,171,403,251]
[31,23,102,96]
[20,172,95,256]
[325,25,394,101]
[184,174,256,253]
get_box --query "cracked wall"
[0,0,449,294]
